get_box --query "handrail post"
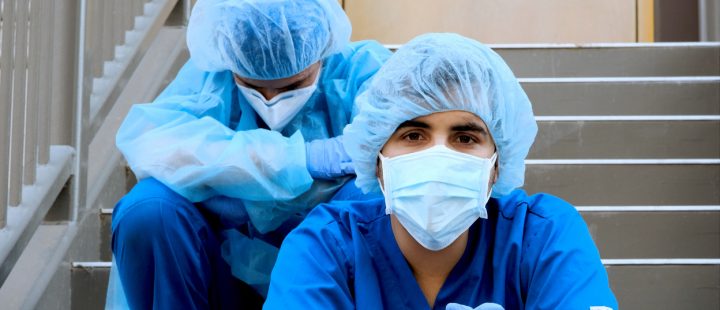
[183,0,195,24]
[73,0,90,219]
[0,0,18,227]
[37,0,56,166]
[24,0,44,186]
[9,0,30,207]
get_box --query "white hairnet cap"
[344,33,537,197]
[187,0,351,80]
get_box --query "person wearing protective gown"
[108,0,391,308]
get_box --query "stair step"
[98,206,720,258]
[71,261,720,310]
[584,211,720,258]
[524,163,720,205]
[94,206,720,309]
[491,43,720,77]
[607,264,720,309]
[99,210,113,262]
[531,120,720,159]
[523,77,720,115]
[71,263,110,310]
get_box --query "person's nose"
[433,137,449,147]
[258,88,281,101]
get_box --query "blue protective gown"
[265,189,619,310]
[110,40,391,308]
[116,40,391,233]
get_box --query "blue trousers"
[112,178,371,309]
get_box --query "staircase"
[2,17,718,308]
[498,43,720,309]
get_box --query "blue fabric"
[344,33,537,196]
[111,178,264,309]
[112,177,377,309]
[116,40,391,233]
[265,189,618,309]
[187,0,350,80]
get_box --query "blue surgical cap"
[344,33,537,197]
[187,0,351,80]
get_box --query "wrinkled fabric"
[265,190,618,309]
[111,178,264,309]
[221,230,278,298]
[344,33,537,196]
[110,177,376,309]
[116,40,391,232]
[187,0,350,80]
[305,135,355,179]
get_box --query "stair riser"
[607,265,720,310]
[531,121,720,159]
[524,164,720,205]
[496,46,720,77]
[68,264,720,310]
[525,81,720,115]
[584,212,720,258]
[71,268,109,310]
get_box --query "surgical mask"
[379,145,497,251]
[237,69,320,131]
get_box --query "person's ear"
[492,161,499,184]
[376,157,385,188]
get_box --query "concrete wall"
[344,0,637,44]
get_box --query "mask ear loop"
[377,153,394,215]
[486,152,498,199]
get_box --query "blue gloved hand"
[305,135,355,179]
[446,303,505,310]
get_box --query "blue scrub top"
[265,189,618,309]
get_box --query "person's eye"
[455,134,478,144]
[402,131,425,142]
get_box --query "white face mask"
[379,145,497,251]
[237,68,320,131]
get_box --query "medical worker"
[265,33,618,309]
[110,0,391,308]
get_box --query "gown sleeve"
[116,59,313,203]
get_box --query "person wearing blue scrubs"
[265,33,618,310]
[109,0,391,308]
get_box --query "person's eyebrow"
[234,70,311,89]
[451,122,488,137]
[396,120,430,130]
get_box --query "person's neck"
[390,216,468,308]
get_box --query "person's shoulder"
[322,41,391,76]
[495,189,579,221]
[331,40,390,58]
[300,197,387,232]
[347,40,391,54]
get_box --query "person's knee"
[117,178,185,209]
[112,178,201,253]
